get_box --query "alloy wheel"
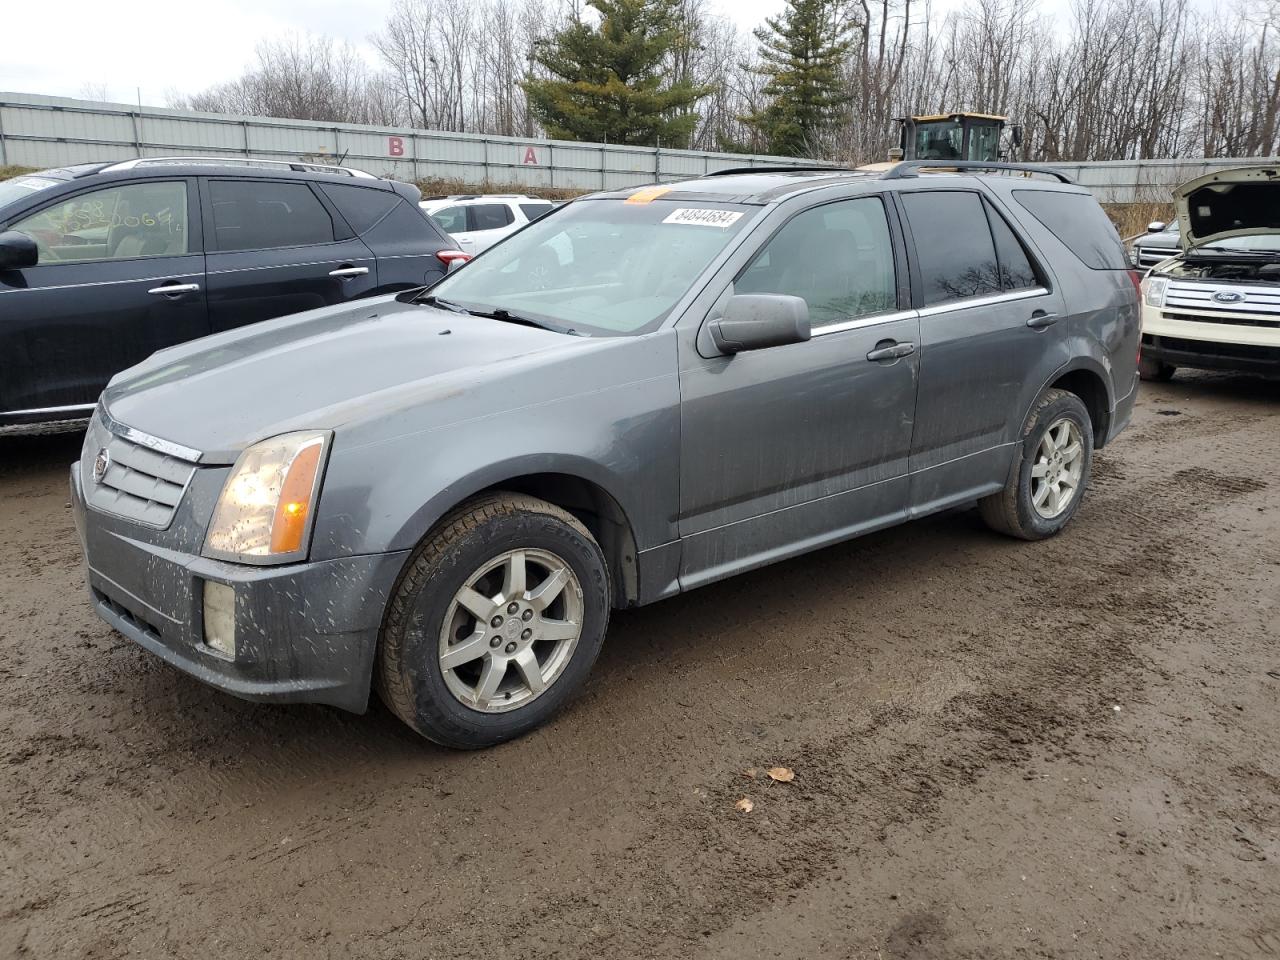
[1030,417,1085,519]
[436,548,584,713]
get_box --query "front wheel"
[377,493,610,748]
[980,388,1094,541]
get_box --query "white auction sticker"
[662,208,744,228]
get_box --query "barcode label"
[662,208,744,228]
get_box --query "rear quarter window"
[1012,190,1128,270]
[319,183,400,234]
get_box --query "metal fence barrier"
[0,92,829,191]
[2,92,1274,201]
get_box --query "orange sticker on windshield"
[625,186,672,204]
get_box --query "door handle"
[1026,311,1059,329]
[147,282,200,296]
[866,341,917,362]
[329,266,370,279]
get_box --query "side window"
[1012,190,1128,269]
[12,181,188,264]
[468,203,514,232]
[901,191,1001,305]
[430,205,467,234]
[734,196,897,327]
[319,183,400,234]
[984,200,1041,291]
[208,180,334,252]
[519,203,553,222]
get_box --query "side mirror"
[1010,124,1024,148]
[0,231,38,271]
[708,294,810,355]
[1147,221,1166,233]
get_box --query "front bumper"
[1141,301,1280,375]
[72,465,409,713]
[1142,334,1280,375]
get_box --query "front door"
[678,194,920,590]
[0,178,206,416]
[201,178,377,333]
[896,189,1070,510]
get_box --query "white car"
[1140,166,1280,381]
[419,195,556,255]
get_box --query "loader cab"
[890,113,1020,163]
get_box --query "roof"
[595,161,1072,205]
[906,112,1008,123]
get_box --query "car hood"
[1176,166,1280,249]
[102,295,585,463]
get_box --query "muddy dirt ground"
[2,373,1278,959]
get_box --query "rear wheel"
[377,493,610,748]
[980,389,1094,541]
[1139,355,1176,382]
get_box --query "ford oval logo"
[1212,291,1245,304]
[92,448,111,483]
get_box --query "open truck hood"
[1176,166,1280,250]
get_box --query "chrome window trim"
[100,407,203,464]
[811,309,919,337]
[917,286,1049,319]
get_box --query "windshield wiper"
[415,294,470,314]
[467,307,580,336]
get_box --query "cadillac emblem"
[92,448,111,483]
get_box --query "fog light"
[203,580,237,658]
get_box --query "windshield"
[423,197,758,336]
[914,121,963,160]
[0,175,64,210]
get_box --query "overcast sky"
[0,0,1127,108]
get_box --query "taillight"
[436,249,471,266]
[1127,269,1143,296]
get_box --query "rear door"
[201,177,377,333]
[896,188,1069,511]
[0,177,207,417]
[462,202,516,252]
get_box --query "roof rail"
[101,157,379,179]
[703,165,856,177]
[881,160,1072,183]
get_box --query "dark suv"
[72,161,1140,748]
[0,158,463,432]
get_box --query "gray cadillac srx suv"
[72,162,1140,748]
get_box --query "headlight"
[203,431,331,564]
[1143,276,1168,308]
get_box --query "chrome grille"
[83,415,198,528]
[1135,245,1176,268]
[1164,280,1280,318]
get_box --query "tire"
[377,492,610,749]
[979,388,1094,541]
[1138,355,1176,382]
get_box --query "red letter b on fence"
[388,136,405,157]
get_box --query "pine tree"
[523,0,712,147]
[745,0,852,157]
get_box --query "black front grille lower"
[1155,336,1280,361]
[93,587,162,641]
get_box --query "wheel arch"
[1036,357,1115,447]
[390,459,642,609]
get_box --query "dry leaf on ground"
[768,766,795,783]
[735,797,754,813]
